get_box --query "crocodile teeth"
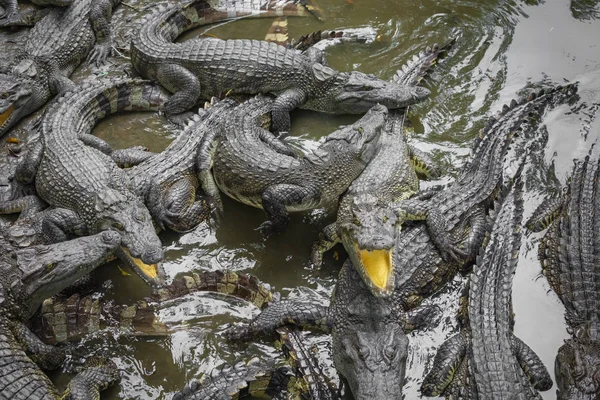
[0,105,14,127]
[358,247,393,292]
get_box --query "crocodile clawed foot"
[166,111,197,128]
[256,220,284,237]
[87,43,111,67]
[442,244,470,264]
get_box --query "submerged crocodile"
[199,95,388,234]
[0,0,120,137]
[32,270,273,344]
[6,79,171,278]
[130,0,429,133]
[224,84,578,400]
[421,178,553,399]
[310,42,459,295]
[530,150,600,400]
[0,230,122,398]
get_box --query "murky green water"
[2,0,600,398]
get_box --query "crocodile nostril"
[142,247,163,264]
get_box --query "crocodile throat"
[357,248,393,291]
[0,105,14,127]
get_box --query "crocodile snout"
[142,247,163,265]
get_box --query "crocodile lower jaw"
[0,105,14,128]
[119,248,163,285]
[357,247,394,295]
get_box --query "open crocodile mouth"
[118,247,164,286]
[0,105,14,128]
[356,246,394,295]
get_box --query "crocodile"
[31,270,273,344]
[421,177,553,399]
[310,42,459,296]
[530,150,600,400]
[6,79,172,278]
[176,328,338,399]
[199,96,388,234]
[0,0,120,137]
[0,230,122,399]
[130,0,429,133]
[224,83,578,400]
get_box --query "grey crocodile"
[0,0,120,137]
[532,149,600,400]
[223,83,578,400]
[7,79,171,278]
[130,0,429,133]
[199,95,388,234]
[310,42,458,296]
[421,178,553,399]
[0,230,121,399]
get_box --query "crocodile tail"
[392,38,456,87]
[174,358,294,400]
[147,270,274,309]
[276,327,338,399]
[142,0,313,43]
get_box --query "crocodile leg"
[156,63,201,117]
[260,184,320,234]
[257,128,297,157]
[0,195,46,219]
[392,198,469,262]
[196,118,223,225]
[14,139,44,185]
[11,320,65,370]
[226,300,330,341]
[421,332,468,397]
[510,335,554,391]
[110,147,155,168]
[408,144,442,179]
[41,207,87,243]
[87,0,119,66]
[0,1,48,27]
[272,89,307,135]
[162,175,209,232]
[310,222,341,267]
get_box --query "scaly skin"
[9,79,171,279]
[0,0,120,137]
[202,96,388,234]
[536,151,600,400]
[0,0,72,27]
[0,231,122,399]
[311,42,453,296]
[389,83,579,313]
[31,270,273,344]
[130,0,429,133]
[422,179,553,399]
[224,83,578,400]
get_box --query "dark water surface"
[2,0,600,398]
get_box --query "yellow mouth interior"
[120,248,159,281]
[0,105,14,127]
[358,248,393,291]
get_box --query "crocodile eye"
[361,86,374,91]
[45,263,55,271]
[382,216,388,223]
[133,212,145,222]
[113,222,124,231]
[0,93,8,99]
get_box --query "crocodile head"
[334,322,409,399]
[0,74,37,136]
[322,103,388,163]
[302,64,430,114]
[94,190,164,267]
[340,194,397,297]
[556,336,600,400]
[10,231,121,319]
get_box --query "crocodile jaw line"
[357,247,393,295]
[0,105,14,128]
[121,247,160,282]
